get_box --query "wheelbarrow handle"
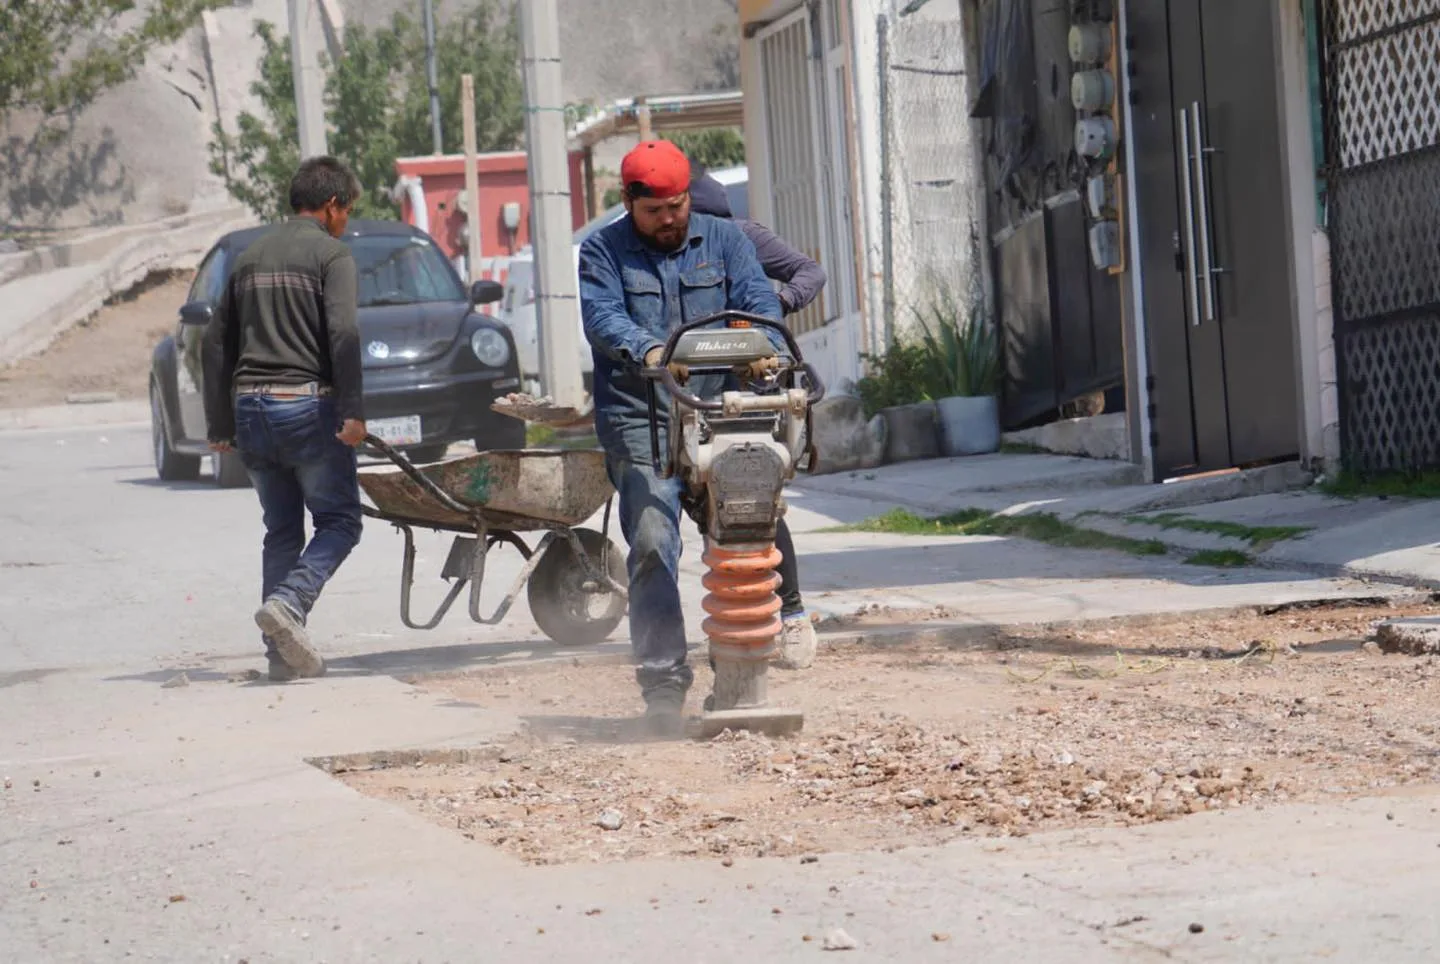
[363,434,476,518]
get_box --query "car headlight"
[470,327,510,368]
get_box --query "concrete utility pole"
[423,0,444,154]
[461,74,483,285]
[519,0,585,408]
[288,0,328,158]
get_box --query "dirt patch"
[337,602,1440,865]
[0,271,190,409]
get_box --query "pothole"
[321,603,1440,866]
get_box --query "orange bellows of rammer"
[700,544,784,659]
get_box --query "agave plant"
[911,285,999,399]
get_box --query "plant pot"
[936,394,1000,457]
[880,401,940,464]
[808,395,887,475]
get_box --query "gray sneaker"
[255,599,326,680]
[775,612,817,670]
[267,654,300,683]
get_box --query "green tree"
[0,0,224,114]
[389,2,524,156]
[208,22,298,222]
[665,128,746,171]
[210,0,523,222]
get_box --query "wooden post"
[583,145,602,218]
[636,95,652,140]
[461,73,482,285]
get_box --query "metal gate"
[1322,0,1440,472]
[757,11,828,336]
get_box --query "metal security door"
[1129,0,1299,478]
[1193,0,1299,467]
[1322,0,1440,472]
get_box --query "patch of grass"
[525,424,598,451]
[1185,549,1253,568]
[1319,469,1440,500]
[839,507,991,535]
[1127,512,1310,548]
[839,508,1168,557]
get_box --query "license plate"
[369,415,423,446]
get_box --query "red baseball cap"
[620,140,692,199]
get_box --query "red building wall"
[393,150,587,260]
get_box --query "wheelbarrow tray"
[359,449,613,532]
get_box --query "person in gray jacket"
[688,169,826,670]
[688,173,828,315]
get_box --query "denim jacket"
[579,212,784,447]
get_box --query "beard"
[635,214,690,252]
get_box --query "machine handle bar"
[638,312,827,478]
[638,311,826,413]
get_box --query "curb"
[813,590,1427,648]
[0,400,149,433]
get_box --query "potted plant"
[913,285,1001,457]
[855,339,941,464]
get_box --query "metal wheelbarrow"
[357,435,628,645]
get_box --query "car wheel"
[526,528,628,646]
[476,416,527,453]
[404,443,451,464]
[214,450,252,489]
[150,383,201,482]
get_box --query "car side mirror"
[470,280,504,306]
[179,302,214,326]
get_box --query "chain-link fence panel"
[879,12,984,340]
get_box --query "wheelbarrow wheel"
[527,527,627,646]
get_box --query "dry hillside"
[0,0,739,234]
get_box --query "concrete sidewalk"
[795,453,1440,589]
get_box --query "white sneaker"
[775,612,817,670]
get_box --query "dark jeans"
[234,395,362,652]
[606,444,804,701]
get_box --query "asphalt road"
[5,419,1440,962]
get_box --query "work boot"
[255,599,326,680]
[775,612,817,670]
[642,687,686,738]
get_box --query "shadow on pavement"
[0,667,65,688]
[519,713,664,745]
[98,638,630,687]
[116,476,216,492]
[325,638,629,679]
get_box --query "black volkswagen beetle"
[149,218,526,486]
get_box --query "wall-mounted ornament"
[1071,70,1115,112]
[1068,22,1112,65]
[1086,174,1115,219]
[1075,116,1118,160]
[1088,220,1123,270]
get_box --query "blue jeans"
[234,395,362,653]
[605,445,693,701]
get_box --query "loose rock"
[161,673,190,689]
[823,928,858,951]
[595,809,624,831]
[1189,922,1204,934]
